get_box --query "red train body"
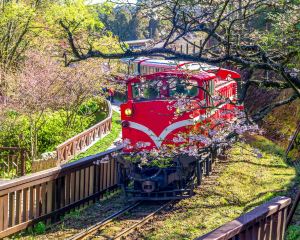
[120,59,241,152]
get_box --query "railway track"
[68,200,173,240]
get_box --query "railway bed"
[68,201,174,240]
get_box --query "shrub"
[32,222,46,235]
[286,225,300,240]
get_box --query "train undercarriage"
[116,146,222,201]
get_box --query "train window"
[132,81,160,100]
[169,79,198,98]
[132,78,199,101]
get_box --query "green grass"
[71,111,121,161]
[143,135,297,240]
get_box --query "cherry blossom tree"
[4,51,113,159]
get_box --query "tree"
[0,0,43,90]
[0,0,119,92]
[62,0,300,104]
[5,51,112,159]
[10,51,64,159]
[45,0,122,65]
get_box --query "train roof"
[126,70,216,83]
[122,57,220,72]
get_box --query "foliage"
[30,222,46,235]
[0,0,41,73]
[44,0,122,62]
[0,97,107,160]
[102,3,160,41]
[286,225,300,240]
[62,209,82,220]
[0,0,119,92]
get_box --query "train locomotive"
[117,58,242,200]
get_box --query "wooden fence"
[0,147,26,178]
[56,100,112,163]
[0,146,122,238]
[197,196,291,240]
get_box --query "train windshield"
[132,78,198,101]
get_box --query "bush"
[32,222,46,235]
[78,97,105,116]
[286,225,300,240]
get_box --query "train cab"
[120,68,240,152]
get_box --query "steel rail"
[112,200,174,240]
[67,201,141,240]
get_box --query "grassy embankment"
[262,96,300,159]
[141,135,298,240]
[261,95,300,239]
[71,110,121,161]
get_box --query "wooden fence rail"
[56,100,112,163]
[197,196,291,240]
[0,146,122,238]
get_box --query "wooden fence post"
[20,149,26,177]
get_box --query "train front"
[118,72,212,200]
[120,72,208,151]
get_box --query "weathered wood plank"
[65,174,70,206]
[46,181,54,223]
[22,188,29,222]
[35,185,41,219]
[8,192,15,227]
[29,187,34,220]
[70,172,75,204]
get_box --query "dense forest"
[101,2,160,40]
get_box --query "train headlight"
[124,108,133,116]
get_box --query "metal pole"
[205,156,210,176]
[196,160,202,186]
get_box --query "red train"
[120,58,241,152]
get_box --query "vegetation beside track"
[263,97,300,159]
[71,111,121,161]
[137,135,297,240]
